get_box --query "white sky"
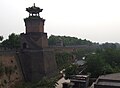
[1,0,120,43]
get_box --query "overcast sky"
[1,0,120,43]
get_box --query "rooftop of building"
[95,73,120,87]
[70,75,89,82]
[98,73,120,81]
[26,3,43,14]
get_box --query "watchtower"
[25,3,45,33]
[19,4,57,82]
[21,3,48,49]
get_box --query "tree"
[48,35,93,46]
[35,77,58,88]
[86,48,120,78]
[0,36,3,41]
[100,42,117,49]
[72,48,95,60]
[55,52,73,70]
[2,33,20,49]
[48,35,59,46]
[86,53,105,77]
[64,64,79,79]
[15,77,58,88]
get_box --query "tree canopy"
[55,52,74,70]
[86,48,120,78]
[0,36,3,41]
[1,33,20,49]
[48,35,92,46]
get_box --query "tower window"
[23,43,27,49]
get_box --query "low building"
[70,75,89,88]
[94,73,120,88]
[62,75,89,88]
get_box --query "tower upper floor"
[24,3,45,33]
[26,3,43,17]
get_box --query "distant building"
[94,73,120,88]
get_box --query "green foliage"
[86,48,120,78]
[86,53,106,77]
[73,48,95,59]
[62,36,79,46]
[102,64,114,74]
[15,77,58,88]
[35,77,58,88]
[48,35,92,46]
[100,42,117,49]
[64,64,79,79]
[55,52,73,70]
[48,35,60,46]
[2,33,20,49]
[0,36,3,41]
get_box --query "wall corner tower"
[19,3,57,82]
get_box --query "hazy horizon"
[1,0,120,43]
